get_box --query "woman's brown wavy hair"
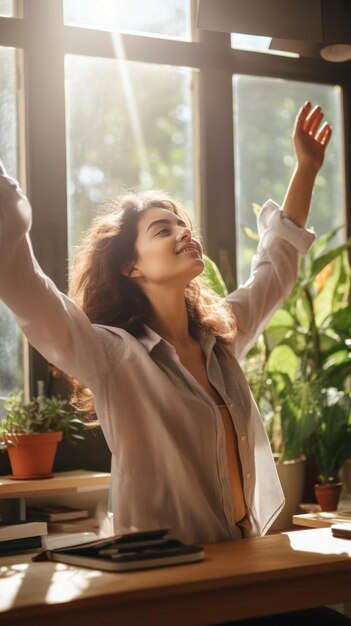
[68,190,237,421]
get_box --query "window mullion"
[24,0,68,394]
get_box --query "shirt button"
[241,435,246,442]
[245,473,251,480]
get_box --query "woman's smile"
[176,242,202,257]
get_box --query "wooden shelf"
[0,470,111,499]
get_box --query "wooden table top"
[1,528,351,625]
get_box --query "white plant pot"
[269,456,306,532]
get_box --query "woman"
[0,101,331,545]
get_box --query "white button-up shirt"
[0,195,316,544]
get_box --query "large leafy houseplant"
[242,216,351,465]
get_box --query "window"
[233,75,345,283]
[0,2,350,404]
[0,0,17,17]
[65,55,196,252]
[0,46,24,398]
[63,0,191,40]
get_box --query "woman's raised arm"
[281,101,332,228]
[227,102,331,361]
[0,162,120,385]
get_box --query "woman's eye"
[156,228,170,236]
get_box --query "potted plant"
[205,225,351,527]
[313,387,351,511]
[0,388,84,479]
[241,216,351,526]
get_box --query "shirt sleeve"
[226,199,316,362]
[0,181,124,386]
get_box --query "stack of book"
[27,505,99,533]
[0,521,48,555]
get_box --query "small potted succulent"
[0,385,84,479]
[313,387,351,511]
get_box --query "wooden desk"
[1,528,351,625]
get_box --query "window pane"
[0,0,22,17]
[0,0,14,17]
[63,0,191,40]
[65,55,196,253]
[0,47,23,397]
[233,75,344,283]
[231,34,299,59]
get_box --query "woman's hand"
[293,101,332,173]
[281,101,332,227]
[0,161,32,259]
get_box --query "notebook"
[32,528,204,571]
[331,522,351,539]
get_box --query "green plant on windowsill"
[0,391,84,449]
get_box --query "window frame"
[0,0,350,396]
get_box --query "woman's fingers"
[296,102,332,146]
[307,110,324,137]
[317,122,332,146]
[295,101,312,132]
[303,105,323,134]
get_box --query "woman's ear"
[121,261,141,278]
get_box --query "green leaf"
[308,225,344,261]
[241,225,260,242]
[267,345,299,382]
[202,255,228,297]
[305,237,351,283]
[314,253,351,326]
[266,308,295,328]
[252,202,261,217]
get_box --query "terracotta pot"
[314,482,343,512]
[3,432,63,479]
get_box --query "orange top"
[217,404,247,524]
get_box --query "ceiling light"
[320,44,351,63]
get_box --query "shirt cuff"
[257,199,317,254]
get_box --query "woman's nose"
[176,227,192,241]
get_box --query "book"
[27,505,89,522]
[0,521,48,541]
[0,535,43,556]
[0,522,47,556]
[331,522,351,539]
[33,528,205,571]
[42,531,100,551]
[46,517,99,533]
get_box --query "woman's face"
[129,207,204,289]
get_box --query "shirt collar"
[139,324,217,356]
[138,325,173,353]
